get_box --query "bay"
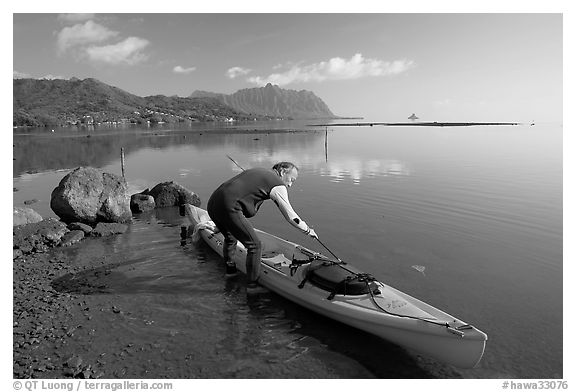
[12,120,563,378]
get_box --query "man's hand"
[308,228,318,239]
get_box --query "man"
[207,162,318,293]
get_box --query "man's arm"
[270,185,316,237]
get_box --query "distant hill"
[14,78,338,127]
[190,83,336,119]
[13,78,261,127]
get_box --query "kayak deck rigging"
[283,251,463,329]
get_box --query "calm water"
[12,121,563,378]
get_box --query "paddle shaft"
[315,237,345,263]
[226,155,245,171]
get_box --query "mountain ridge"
[189,83,336,119]
[14,78,337,127]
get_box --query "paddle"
[315,237,346,264]
[226,154,245,171]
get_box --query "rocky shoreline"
[13,167,203,378]
[14,249,112,378]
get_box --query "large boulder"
[13,207,43,226]
[144,181,201,208]
[50,167,132,224]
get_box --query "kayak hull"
[184,204,487,368]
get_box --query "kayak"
[183,204,487,368]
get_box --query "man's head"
[272,162,299,188]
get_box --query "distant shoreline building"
[408,113,419,121]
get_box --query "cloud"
[226,66,251,79]
[57,20,118,53]
[55,20,151,67]
[173,65,197,74]
[39,74,66,80]
[57,14,95,23]
[13,71,30,79]
[85,37,150,65]
[247,53,415,86]
[14,71,67,80]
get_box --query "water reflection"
[248,151,410,184]
[14,124,411,188]
[13,126,325,178]
[14,124,410,187]
[319,158,410,183]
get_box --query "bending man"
[207,162,318,292]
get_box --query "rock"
[34,242,50,253]
[130,193,156,213]
[68,222,93,234]
[144,181,201,208]
[50,167,132,224]
[13,207,43,226]
[17,240,34,254]
[65,355,83,369]
[13,219,69,252]
[60,230,85,247]
[91,222,128,237]
[39,223,70,245]
[63,355,84,377]
[24,199,39,205]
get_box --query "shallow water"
[48,207,449,378]
[13,121,563,378]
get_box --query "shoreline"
[13,126,329,139]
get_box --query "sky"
[12,12,563,122]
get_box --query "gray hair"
[272,162,298,173]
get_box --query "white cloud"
[57,20,118,53]
[13,71,30,79]
[39,74,66,80]
[173,65,197,74]
[226,66,251,79]
[13,71,66,80]
[247,53,415,86]
[85,37,150,65]
[57,14,95,23]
